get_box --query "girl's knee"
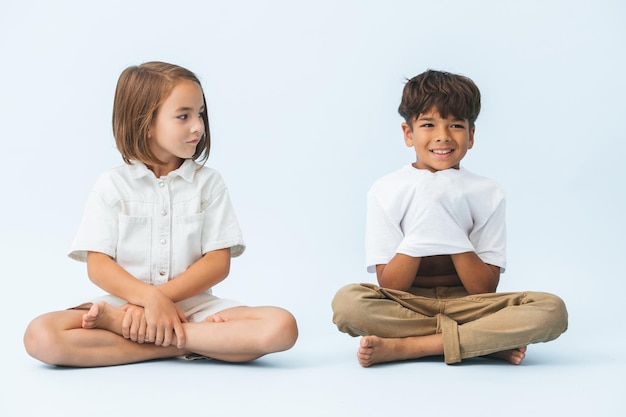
[263,307,298,352]
[24,311,81,365]
[277,308,299,350]
[23,315,60,364]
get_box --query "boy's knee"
[332,284,362,317]
[331,284,374,336]
[531,292,569,336]
[547,293,568,334]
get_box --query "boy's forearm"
[377,253,421,292]
[449,252,499,294]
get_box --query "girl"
[24,62,298,367]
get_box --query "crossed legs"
[24,302,298,367]
[332,283,567,367]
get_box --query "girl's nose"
[191,119,204,135]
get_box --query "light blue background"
[1,1,624,416]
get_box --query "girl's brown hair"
[112,61,211,165]
[398,70,481,128]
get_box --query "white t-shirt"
[68,159,245,289]
[365,165,506,273]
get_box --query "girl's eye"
[177,114,188,120]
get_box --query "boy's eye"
[420,123,434,128]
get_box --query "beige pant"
[331,283,568,364]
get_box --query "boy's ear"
[402,122,413,147]
[468,126,475,149]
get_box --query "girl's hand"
[120,304,148,343]
[143,290,188,349]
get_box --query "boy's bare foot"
[358,335,397,367]
[357,334,443,367]
[357,335,527,366]
[486,346,527,365]
[81,302,123,335]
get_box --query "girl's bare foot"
[487,346,527,365]
[81,302,123,335]
[206,314,228,323]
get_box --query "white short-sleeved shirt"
[69,159,245,290]
[365,165,506,273]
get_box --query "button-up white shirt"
[69,159,245,288]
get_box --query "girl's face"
[148,80,205,173]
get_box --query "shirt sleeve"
[365,192,404,273]
[470,198,507,271]
[200,186,245,257]
[68,188,119,263]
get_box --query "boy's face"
[402,108,474,172]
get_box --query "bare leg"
[24,303,297,367]
[24,307,185,367]
[81,303,298,362]
[182,306,298,362]
[357,334,527,367]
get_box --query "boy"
[331,70,567,366]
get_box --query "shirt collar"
[128,159,198,183]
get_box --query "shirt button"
[161,209,167,216]
[159,182,165,188]
[160,238,167,245]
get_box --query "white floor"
[4,307,623,417]
[3,232,624,417]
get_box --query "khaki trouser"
[331,283,568,364]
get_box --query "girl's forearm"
[157,248,231,302]
[86,251,159,306]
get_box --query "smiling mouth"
[431,149,454,155]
